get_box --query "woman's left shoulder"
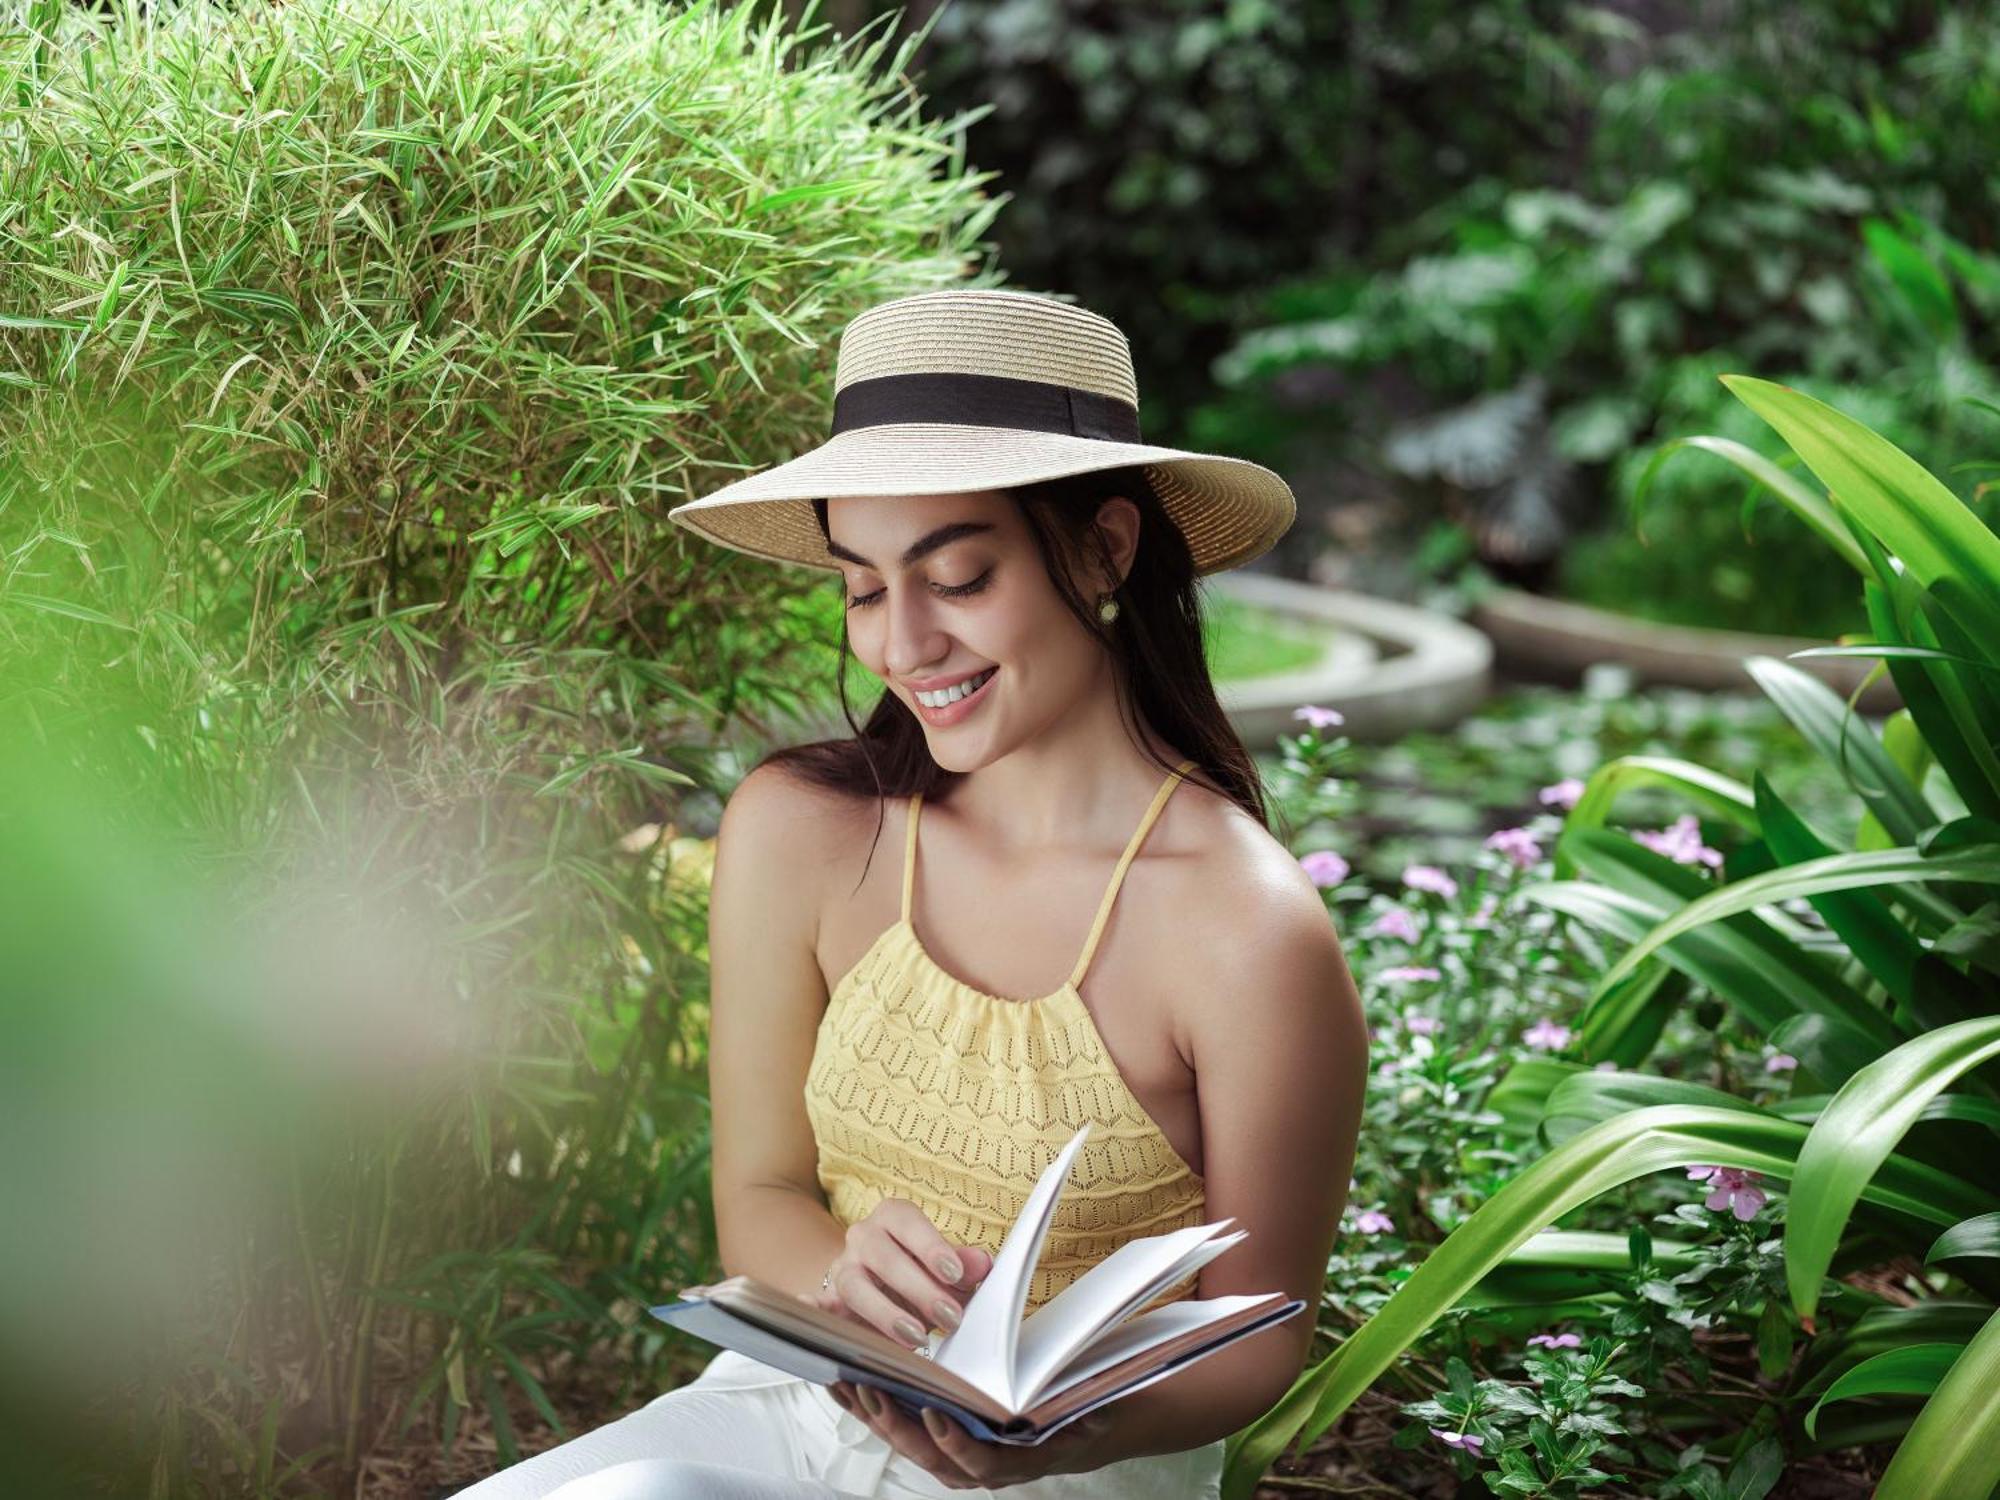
[1167,780,1335,942]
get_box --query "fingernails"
[934,1253,963,1283]
[860,1386,882,1416]
[894,1315,926,1345]
[932,1298,961,1329]
[923,1407,947,1438]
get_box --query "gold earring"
[1097,592,1120,624]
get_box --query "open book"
[650,1121,1305,1445]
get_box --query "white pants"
[448,1349,1226,1500]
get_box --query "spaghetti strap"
[900,791,922,924]
[1067,757,1197,991]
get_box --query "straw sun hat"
[665,288,1297,577]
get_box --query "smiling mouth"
[913,666,997,709]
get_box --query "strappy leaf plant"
[1224,380,2000,1499]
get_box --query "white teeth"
[916,668,994,708]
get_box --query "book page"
[1009,1222,1245,1408]
[929,1121,1093,1410]
[1027,1292,1282,1405]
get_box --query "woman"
[458,289,1368,1499]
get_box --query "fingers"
[833,1258,941,1349]
[949,1243,994,1287]
[835,1383,980,1487]
[877,1201,984,1293]
[844,1212,967,1346]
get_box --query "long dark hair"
[756,464,1271,882]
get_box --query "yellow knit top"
[803,758,1208,1318]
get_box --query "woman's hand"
[823,1381,1118,1488]
[806,1198,994,1350]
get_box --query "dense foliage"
[0,0,995,1490]
[1225,385,2000,1498]
[9,1,1999,1496]
[854,0,2000,630]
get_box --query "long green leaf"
[1805,1343,1965,1440]
[1220,1105,1985,1498]
[1631,432,1870,574]
[1928,1213,2000,1266]
[1721,376,2000,649]
[1786,1018,2000,1322]
[1746,655,1936,843]
[1595,846,2000,1001]
[1859,551,2000,825]
[1873,1307,2000,1500]
[1801,1301,2000,1392]
[1542,831,1903,1054]
[1559,755,1758,874]
[1754,772,1922,1003]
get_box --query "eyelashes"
[846,567,994,611]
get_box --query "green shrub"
[0,0,996,1490]
[1203,7,2000,633]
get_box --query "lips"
[911,665,998,724]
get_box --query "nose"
[879,582,950,681]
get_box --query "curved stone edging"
[1205,571,1494,745]
[1471,585,1901,713]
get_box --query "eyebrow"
[823,520,996,572]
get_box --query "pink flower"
[1687,1165,1767,1220]
[1402,865,1460,900]
[1484,826,1542,870]
[1469,893,1499,928]
[1539,778,1586,810]
[1528,1332,1583,1349]
[1292,704,1346,731]
[1403,1015,1443,1035]
[1300,849,1350,887]
[1634,815,1724,870]
[1380,965,1442,984]
[1765,1053,1798,1073]
[1353,1208,1395,1235]
[1431,1428,1484,1453]
[1367,907,1422,944]
[1522,1018,1572,1051]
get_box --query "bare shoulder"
[1162,778,1361,1033]
[718,757,854,851]
[714,758,875,943]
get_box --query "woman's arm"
[705,763,850,1302]
[830,884,1370,1481]
[1093,880,1370,1460]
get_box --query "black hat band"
[829,371,1143,445]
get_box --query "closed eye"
[847,568,994,610]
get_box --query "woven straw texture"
[666,289,1295,577]
[835,288,1139,405]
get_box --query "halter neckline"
[899,757,1198,1000]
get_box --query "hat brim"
[666,423,1296,578]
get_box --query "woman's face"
[826,489,1117,769]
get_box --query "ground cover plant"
[1227,385,2000,1499]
